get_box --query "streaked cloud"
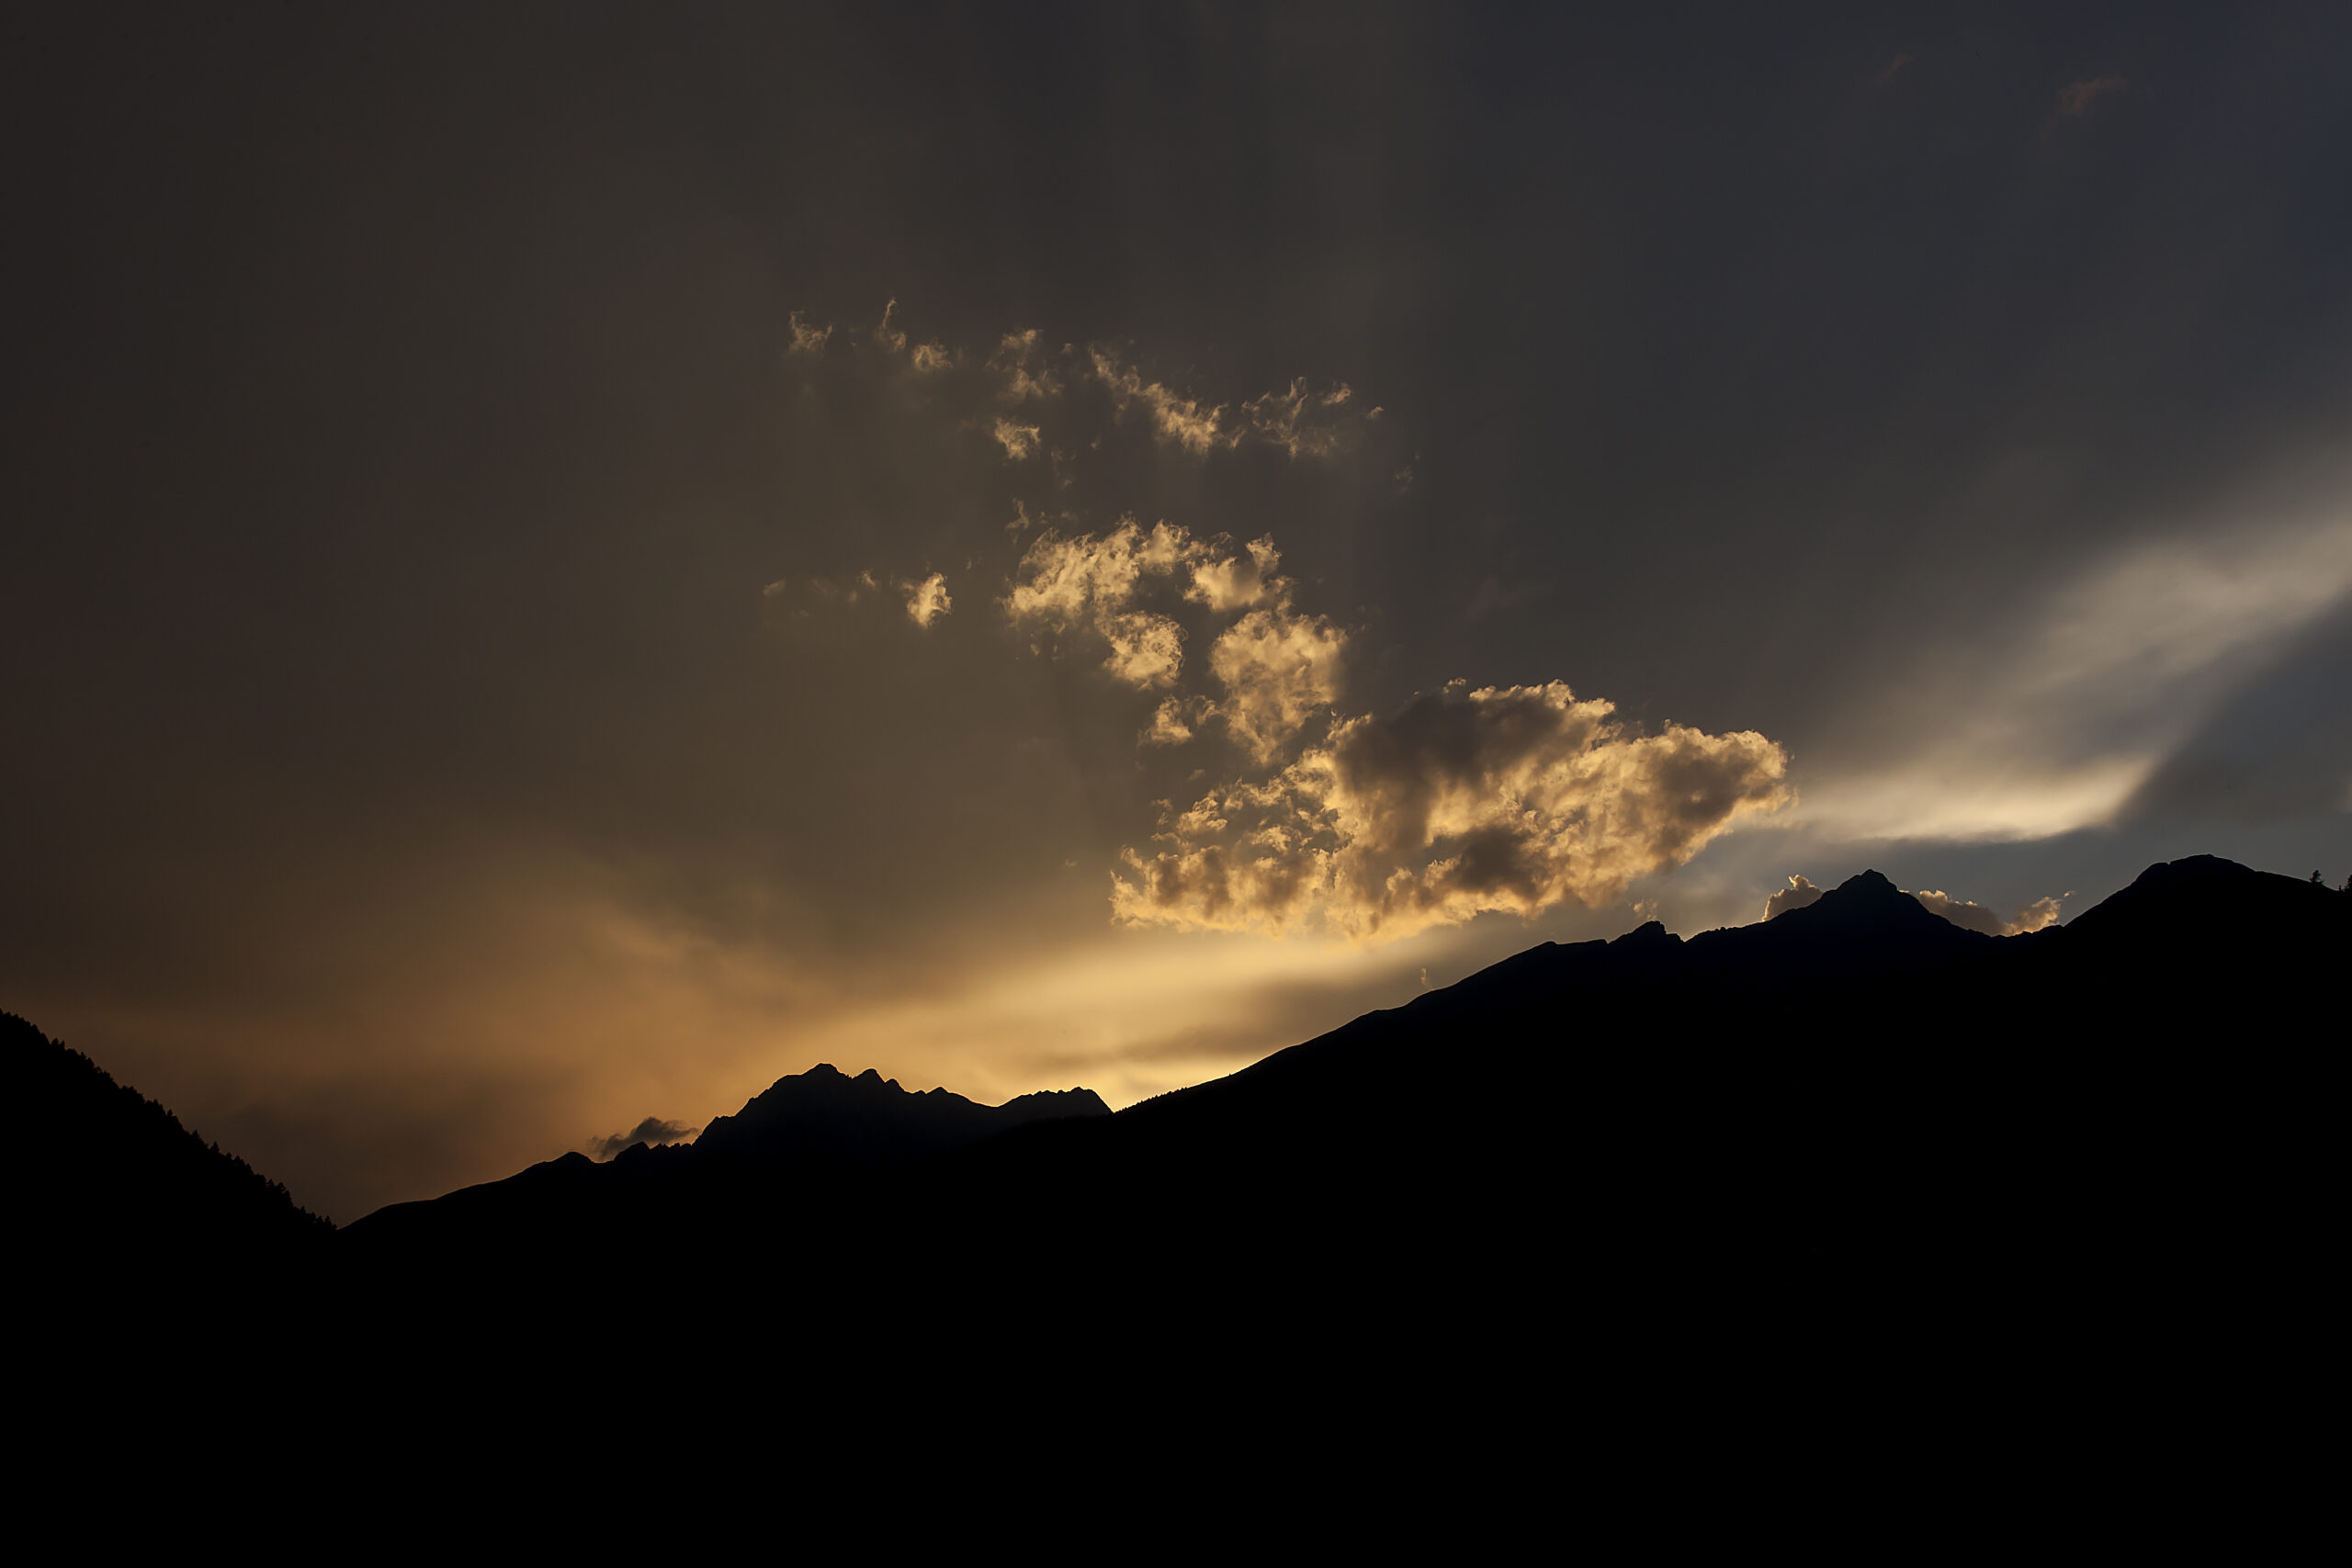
[1798,513,2352,840]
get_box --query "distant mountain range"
[17,854,2342,1418]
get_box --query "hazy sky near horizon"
[6,3,2349,1220]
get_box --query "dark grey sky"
[6,3,2347,1219]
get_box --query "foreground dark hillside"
[5,1011,332,1269]
[15,854,2339,1444]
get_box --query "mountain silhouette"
[13,854,2340,1445]
[5,1010,331,1270]
[342,1059,1112,1253]
[324,856,2341,1354]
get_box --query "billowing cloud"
[1910,888,2065,936]
[1208,604,1347,761]
[1185,536,1280,612]
[589,1116,699,1162]
[1003,521,1323,705]
[904,572,952,628]
[1004,520,1195,688]
[1115,681,1791,941]
[1144,695,1216,748]
[1764,874,1823,920]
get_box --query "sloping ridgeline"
[334,856,2341,1391]
[6,1010,333,1270]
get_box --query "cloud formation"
[1004,520,1197,687]
[1763,874,1823,920]
[2052,75,2126,122]
[904,572,952,628]
[786,311,832,356]
[1208,604,1347,761]
[1910,888,2064,936]
[590,1116,699,1162]
[1116,682,1791,941]
[1766,873,2064,934]
[992,418,1040,460]
[1004,523,1349,761]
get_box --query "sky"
[5,3,2348,1221]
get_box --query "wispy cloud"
[2048,74,2126,130]
[1798,512,2352,840]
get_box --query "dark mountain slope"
[342,1061,1110,1254]
[5,1010,332,1264]
[921,857,2340,1331]
[338,855,2343,1368]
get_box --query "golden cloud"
[1115,681,1792,941]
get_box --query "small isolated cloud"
[786,312,833,356]
[1910,888,2067,936]
[1764,874,1824,920]
[903,571,952,627]
[993,418,1041,460]
[590,1116,699,1161]
[910,341,952,375]
[761,576,789,599]
[875,298,908,354]
[1873,53,1916,87]
[2050,74,2126,126]
[1115,681,1791,941]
